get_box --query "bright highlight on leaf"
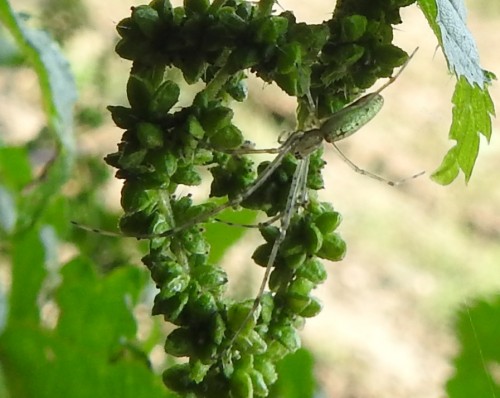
[431,76,495,184]
[418,0,496,184]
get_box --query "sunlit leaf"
[431,77,495,184]
[446,296,500,398]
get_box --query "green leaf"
[446,296,500,398]
[9,229,46,324]
[431,77,495,184]
[0,2,77,230]
[204,206,258,263]
[55,258,146,352]
[0,256,170,398]
[417,0,488,87]
[270,348,316,398]
[0,147,33,190]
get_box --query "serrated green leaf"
[431,77,495,184]
[0,2,77,233]
[0,258,169,398]
[55,258,146,353]
[417,0,488,87]
[446,296,500,398]
[431,146,460,185]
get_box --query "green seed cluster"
[107,0,415,396]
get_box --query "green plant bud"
[230,369,253,398]
[352,68,377,89]
[184,0,209,15]
[259,225,279,243]
[183,201,219,221]
[254,16,288,44]
[366,19,393,45]
[210,124,244,150]
[150,0,173,19]
[164,327,193,357]
[118,146,147,169]
[178,54,206,84]
[293,316,305,329]
[340,14,367,41]
[304,223,323,254]
[296,258,327,284]
[103,151,120,168]
[254,358,277,386]
[299,296,322,317]
[162,363,193,393]
[172,6,186,24]
[152,290,189,322]
[190,253,210,269]
[120,181,155,212]
[288,277,314,297]
[218,6,247,31]
[307,173,325,190]
[226,47,260,72]
[265,341,287,361]
[187,290,218,318]
[107,105,138,129]
[194,148,214,164]
[317,232,347,261]
[314,211,342,234]
[284,251,306,270]
[259,293,274,325]
[200,106,234,135]
[280,234,305,257]
[116,17,135,38]
[285,293,311,314]
[246,330,267,355]
[131,5,160,38]
[226,79,248,102]
[150,80,180,117]
[127,75,153,115]
[227,301,258,333]
[288,22,329,54]
[148,261,179,286]
[192,265,228,289]
[251,243,272,267]
[179,230,209,254]
[274,325,300,352]
[147,149,178,180]
[189,359,210,383]
[171,164,202,185]
[115,37,149,61]
[240,351,256,370]
[211,312,226,345]
[210,155,254,198]
[136,122,164,148]
[276,42,301,74]
[268,267,293,292]
[375,44,407,68]
[319,64,345,87]
[186,114,205,139]
[159,273,190,299]
[119,211,154,236]
[249,369,268,397]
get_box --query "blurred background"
[1,0,499,397]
